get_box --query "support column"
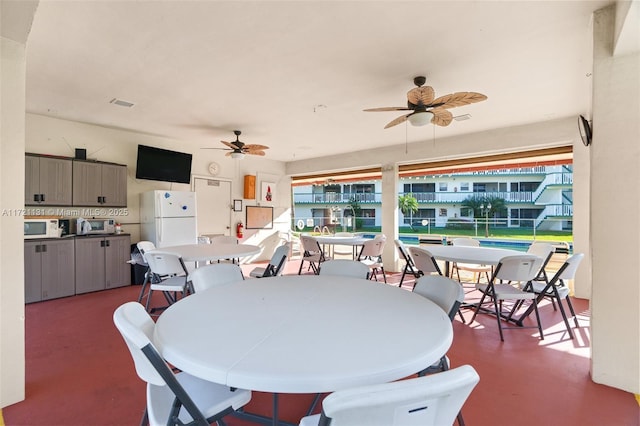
[380,163,400,272]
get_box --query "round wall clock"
[578,115,592,146]
[208,162,221,176]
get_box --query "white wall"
[0,37,27,408]
[590,5,639,394]
[25,114,290,261]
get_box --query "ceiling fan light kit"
[230,151,245,159]
[364,75,487,129]
[407,111,434,126]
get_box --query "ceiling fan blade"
[221,141,238,149]
[430,92,487,109]
[363,107,411,112]
[384,113,411,129]
[243,144,269,151]
[225,151,236,156]
[431,108,453,126]
[407,86,435,106]
[246,150,266,156]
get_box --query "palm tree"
[398,193,419,228]
[461,195,507,236]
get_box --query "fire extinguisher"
[236,222,244,239]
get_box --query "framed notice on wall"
[246,205,274,229]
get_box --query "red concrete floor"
[3,259,638,426]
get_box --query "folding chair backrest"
[494,255,544,283]
[555,252,584,281]
[359,239,384,258]
[451,238,480,247]
[413,275,464,320]
[137,240,156,263]
[320,259,370,279]
[394,239,413,264]
[527,242,555,268]
[266,243,290,276]
[210,235,239,245]
[321,365,480,426]
[300,235,321,255]
[408,246,442,275]
[144,251,188,277]
[113,302,166,385]
[189,263,244,292]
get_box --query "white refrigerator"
[140,190,197,248]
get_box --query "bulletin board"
[246,206,274,229]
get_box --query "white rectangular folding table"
[154,275,453,425]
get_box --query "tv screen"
[135,144,192,184]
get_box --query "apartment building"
[293,163,573,233]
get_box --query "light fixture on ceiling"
[407,111,434,126]
[230,151,245,160]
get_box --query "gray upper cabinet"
[25,155,73,206]
[72,160,127,207]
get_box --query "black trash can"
[130,244,148,285]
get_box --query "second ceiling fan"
[364,76,487,129]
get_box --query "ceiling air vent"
[453,114,471,121]
[109,98,135,108]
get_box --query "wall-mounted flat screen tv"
[135,144,192,184]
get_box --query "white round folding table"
[148,243,261,263]
[154,275,453,424]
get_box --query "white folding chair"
[358,238,386,282]
[209,235,240,263]
[450,238,492,284]
[113,302,251,426]
[408,246,443,276]
[471,255,545,341]
[250,243,290,278]
[298,365,479,426]
[136,241,156,305]
[525,253,584,339]
[526,242,555,284]
[298,235,330,275]
[188,263,245,293]
[142,251,190,313]
[394,239,421,289]
[319,259,370,279]
[414,275,466,375]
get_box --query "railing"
[534,204,574,228]
[293,191,542,204]
[532,172,574,203]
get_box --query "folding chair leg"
[493,297,505,341]
[564,295,580,328]
[380,267,387,283]
[532,299,544,340]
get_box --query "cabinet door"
[41,239,75,300]
[75,237,106,293]
[24,241,43,303]
[25,156,41,205]
[39,157,72,206]
[105,235,131,288]
[101,164,127,207]
[72,161,102,206]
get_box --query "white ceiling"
[25,0,611,163]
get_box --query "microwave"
[24,218,60,239]
[77,218,116,235]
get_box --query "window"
[460,207,472,217]
[438,182,448,191]
[439,208,448,217]
[460,182,469,191]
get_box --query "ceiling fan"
[364,76,487,129]
[202,130,269,159]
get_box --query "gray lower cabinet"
[75,235,131,294]
[24,239,75,303]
